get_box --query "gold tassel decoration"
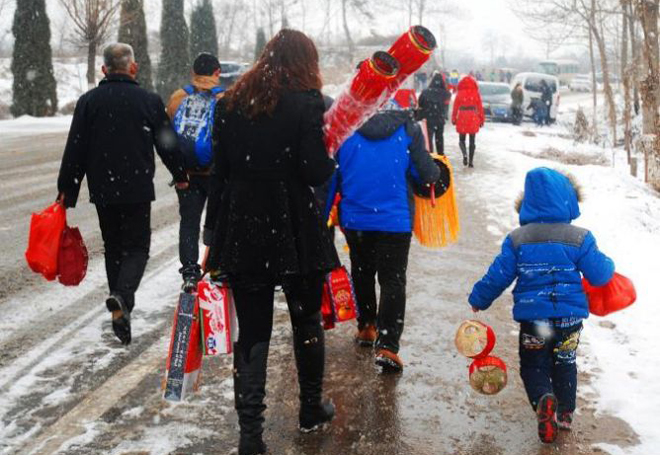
[413,154,460,248]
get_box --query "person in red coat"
[451,76,485,168]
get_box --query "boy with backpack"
[167,53,224,292]
[468,167,615,444]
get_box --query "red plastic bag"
[197,279,236,355]
[58,225,88,286]
[326,266,359,322]
[321,282,336,330]
[582,272,636,317]
[25,202,66,281]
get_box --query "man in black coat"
[57,43,188,345]
[417,73,452,155]
[540,79,554,125]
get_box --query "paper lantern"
[454,320,495,359]
[469,355,507,395]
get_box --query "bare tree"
[635,0,660,186]
[59,0,120,88]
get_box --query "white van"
[510,72,560,122]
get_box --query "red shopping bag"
[25,202,66,281]
[583,272,636,317]
[164,292,203,401]
[197,279,236,356]
[321,282,336,330]
[57,225,88,286]
[326,266,359,323]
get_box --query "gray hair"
[103,43,135,73]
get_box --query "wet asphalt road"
[0,125,638,455]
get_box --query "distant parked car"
[569,74,593,92]
[478,82,512,122]
[219,61,247,88]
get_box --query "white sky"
[0,0,546,63]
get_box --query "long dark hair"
[225,29,322,118]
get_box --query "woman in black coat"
[418,72,452,155]
[203,29,339,455]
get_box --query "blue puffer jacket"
[469,168,615,321]
[327,110,440,232]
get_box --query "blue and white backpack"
[172,84,224,170]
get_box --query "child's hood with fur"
[516,168,582,225]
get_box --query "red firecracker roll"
[387,25,437,87]
[323,51,399,156]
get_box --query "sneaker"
[106,294,131,345]
[355,325,377,347]
[536,393,558,443]
[181,276,198,294]
[463,156,468,166]
[557,411,573,431]
[375,349,403,373]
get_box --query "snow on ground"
[472,113,660,454]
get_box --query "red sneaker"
[557,411,573,431]
[537,393,558,443]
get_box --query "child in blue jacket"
[468,167,614,444]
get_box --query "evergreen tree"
[11,0,58,117]
[255,27,267,62]
[190,0,219,60]
[157,0,189,99]
[118,0,154,91]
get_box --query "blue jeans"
[519,319,582,413]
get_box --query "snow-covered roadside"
[0,114,72,137]
[469,120,660,454]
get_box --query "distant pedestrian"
[469,167,615,444]
[166,52,224,293]
[203,29,338,455]
[540,79,553,125]
[451,76,484,167]
[57,43,188,345]
[328,106,440,373]
[528,98,547,126]
[511,82,524,125]
[418,72,452,155]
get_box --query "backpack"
[173,85,224,170]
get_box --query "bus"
[537,59,579,86]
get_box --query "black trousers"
[344,230,412,354]
[232,273,325,356]
[519,320,582,413]
[459,133,476,152]
[95,202,151,312]
[176,175,209,279]
[427,120,445,155]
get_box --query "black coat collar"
[99,73,139,86]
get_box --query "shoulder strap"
[183,85,195,95]
[210,86,225,96]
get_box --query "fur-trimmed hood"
[515,168,583,225]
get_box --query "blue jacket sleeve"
[469,236,518,310]
[577,231,615,286]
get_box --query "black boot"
[234,342,269,455]
[460,141,468,166]
[468,145,475,168]
[293,313,335,432]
